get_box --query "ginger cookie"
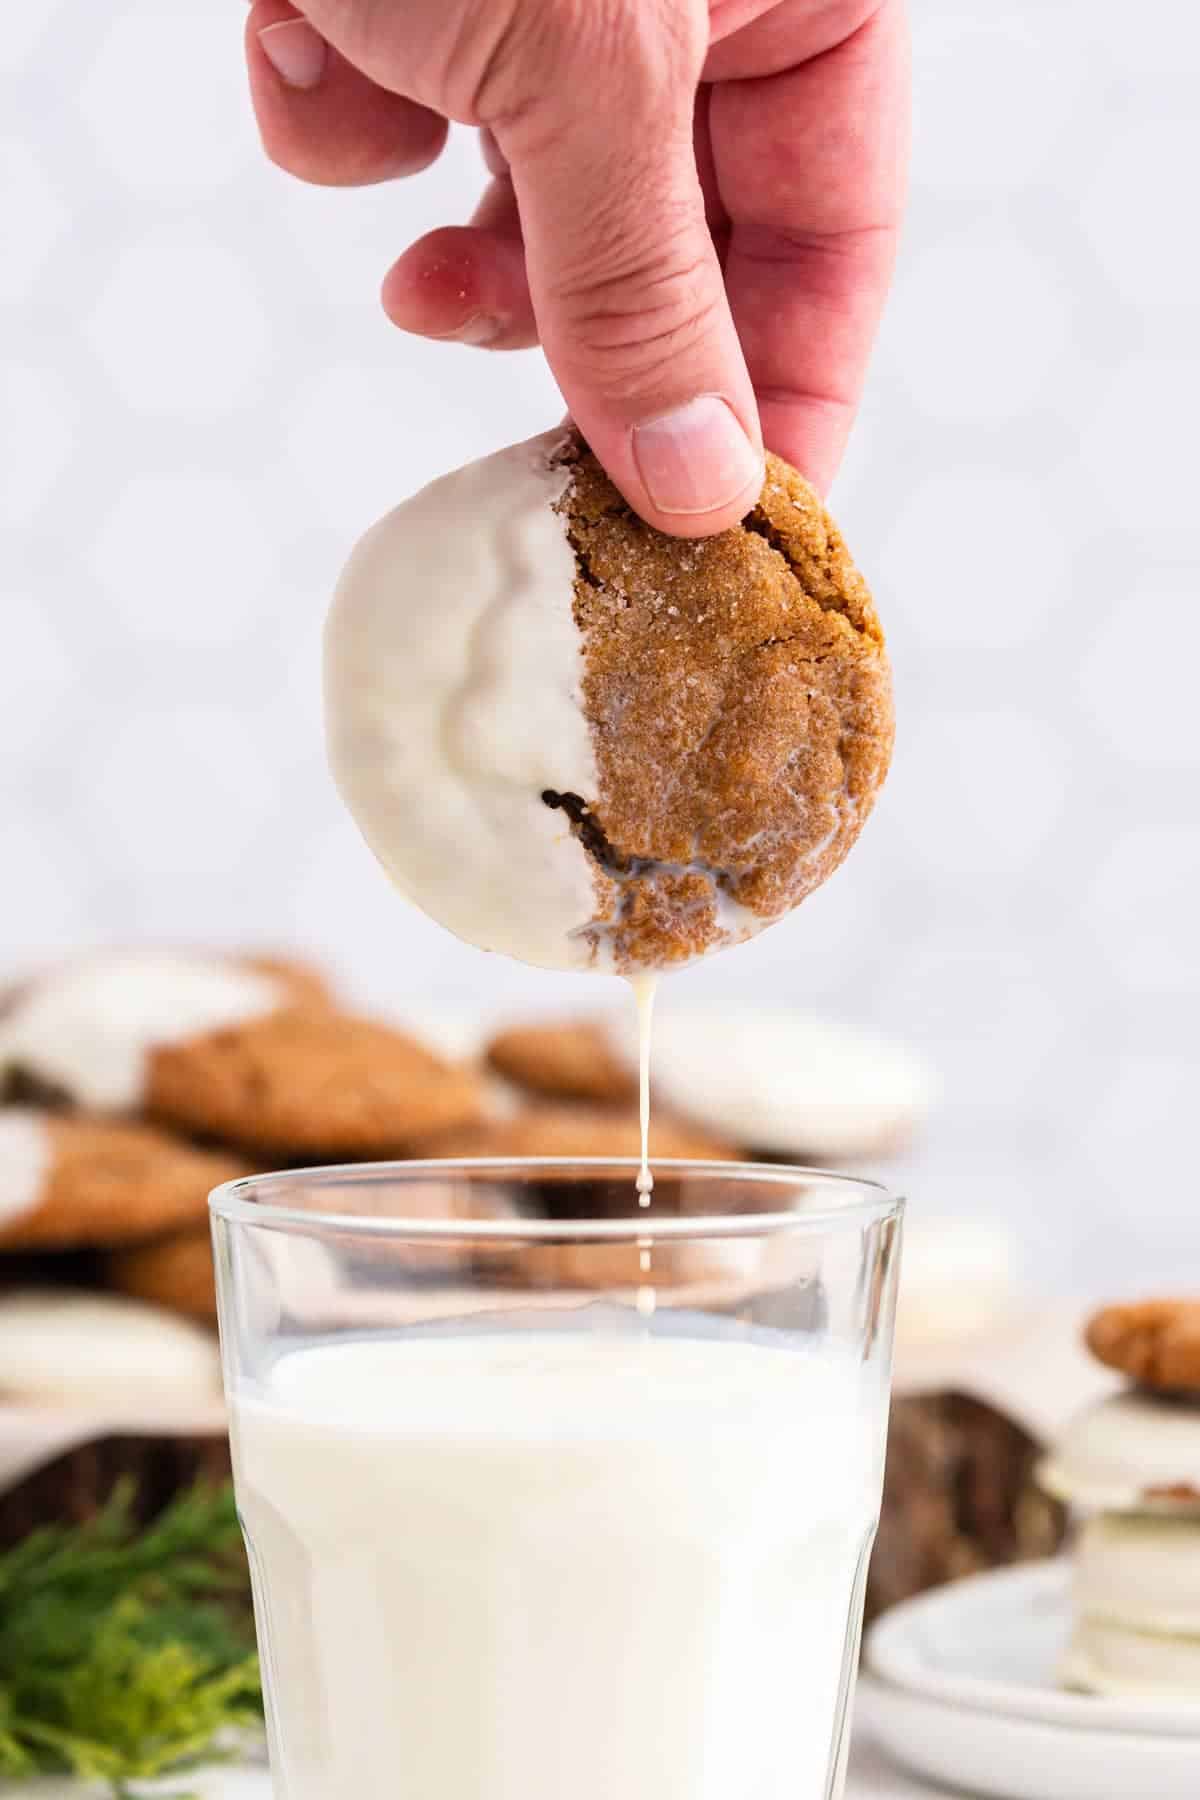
[146,1009,484,1157]
[486,1005,934,1159]
[111,1183,524,1321]
[486,1019,637,1105]
[410,1102,737,1164]
[1085,1299,1200,1393]
[0,948,331,1113]
[106,1229,219,1323]
[325,426,892,974]
[0,1108,245,1250]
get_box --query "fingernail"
[257,19,327,89]
[440,314,501,345]
[632,396,763,518]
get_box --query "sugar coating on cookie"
[325,427,893,974]
[0,950,289,1111]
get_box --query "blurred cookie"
[487,1006,933,1160]
[1039,1390,1200,1512]
[0,948,330,1112]
[411,1102,737,1163]
[868,1391,1067,1623]
[107,1230,218,1322]
[111,1181,522,1322]
[0,1288,222,1408]
[147,1009,484,1156]
[486,1019,637,1104]
[1085,1298,1200,1393]
[0,1108,245,1250]
[634,1006,933,1160]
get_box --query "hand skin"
[245,0,909,534]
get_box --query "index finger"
[708,0,909,491]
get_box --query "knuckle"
[553,230,726,400]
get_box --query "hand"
[246,0,909,534]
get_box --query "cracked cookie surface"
[553,436,893,969]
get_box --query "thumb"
[499,29,763,535]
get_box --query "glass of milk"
[211,1160,902,1800]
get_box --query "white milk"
[231,1333,882,1800]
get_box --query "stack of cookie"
[0,949,487,1330]
[1040,1299,1200,1697]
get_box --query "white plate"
[866,1559,1200,1734]
[857,1675,1200,1800]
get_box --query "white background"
[3,2,1198,1292]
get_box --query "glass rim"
[209,1158,904,1244]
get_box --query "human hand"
[246,0,909,534]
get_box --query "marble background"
[4,2,1198,1291]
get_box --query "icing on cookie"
[0,952,282,1111]
[1040,1390,1200,1513]
[0,1109,50,1231]
[324,429,601,973]
[0,1289,222,1408]
[609,1006,934,1158]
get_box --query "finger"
[479,128,509,178]
[706,0,881,81]
[710,0,909,491]
[501,15,763,535]
[247,0,447,187]
[382,178,539,349]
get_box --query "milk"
[231,1332,882,1800]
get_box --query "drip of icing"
[628,972,658,1206]
[626,971,658,1319]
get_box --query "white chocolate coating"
[324,430,603,972]
[0,951,283,1112]
[1062,1616,1200,1699]
[1040,1391,1200,1513]
[1074,1513,1200,1636]
[0,1289,223,1408]
[610,1006,935,1158]
[0,1109,51,1231]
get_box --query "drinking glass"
[211,1159,903,1800]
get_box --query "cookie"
[106,1231,218,1322]
[113,1182,522,1321]
[1038,1391,1200,1513]
[0,948,331,1113]
[1061,1615,1200,1699]
[146,1008,484,1156]
[410,1102,738,1164]
[489,1006,934,1160]
[489,1235,742,1296]
[0,1108,245,1250]
[1085,1298,1200,1393]
[486,1019,637,1104]
[0,1288,222,1408]
[325,426,893,974]
[868,1391,1066,1623]
[1071,1513,1200,1643]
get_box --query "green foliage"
[0,1480,262,1795]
